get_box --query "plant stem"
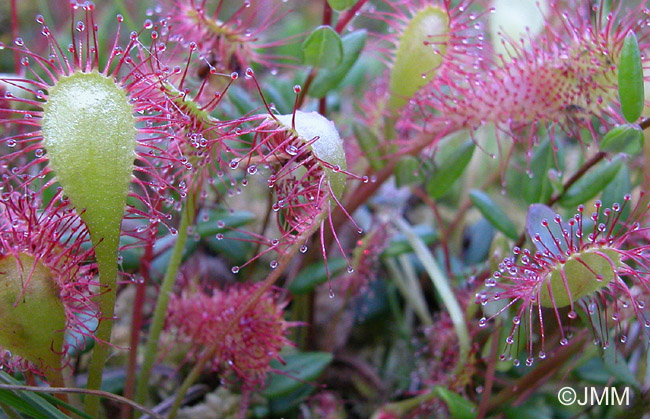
[393,216,471,372]
[85,238,120,415]
[134,193,196,408]
[335,0,369,32]
[122,230,155,419]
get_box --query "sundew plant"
[0,0,650,417]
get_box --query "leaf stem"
[134,192,196,408]
[84,236,121,415]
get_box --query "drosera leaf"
[263,352,334,399]
[558,155,624,208]
[469,190,519,240]
[427,139,476,198]
[301,26,343,69]
[389,6,449,110]
[599,124,643,155]
[310,30,367,98]
[618,31,645,123]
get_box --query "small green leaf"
[462,219,494,265]
[226,84,258,115]
[522,139,562,204]
[353,124,384,170]
[301,26,343,69]
[433,386,477,419]
[263,352,334,398]
[310,30,367,98]
[195,209,256,238]
[469,190,518,240]
[618,31,645,122]
[558,155,624,208]
[382,224,438,258]
[289,258,347,294]
[600,165,631,230]
[600,124,643,155]
[427,140,476,198]
[602,345,638,387]
[394,155,421,187]
[327,0,355,12]
[0,372,71,419]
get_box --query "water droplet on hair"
[231,266,240,274]
[329,289,335,298]
[300,245,308,253]
[568,311,577,319]
[347,266,354,274]
[560,338,568,346]
[270,260,278,269]
[285,144,298,156]
[229,159,239,169]
[478,317,487,327]
[247,165,257,175]
[216,233,224,240]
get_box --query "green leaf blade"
[427,140,476,198]
[310,30,367,98]
[469,190,518,240]
[558,156,624,208]
[618,31,645,122]
[301,26,343,69]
